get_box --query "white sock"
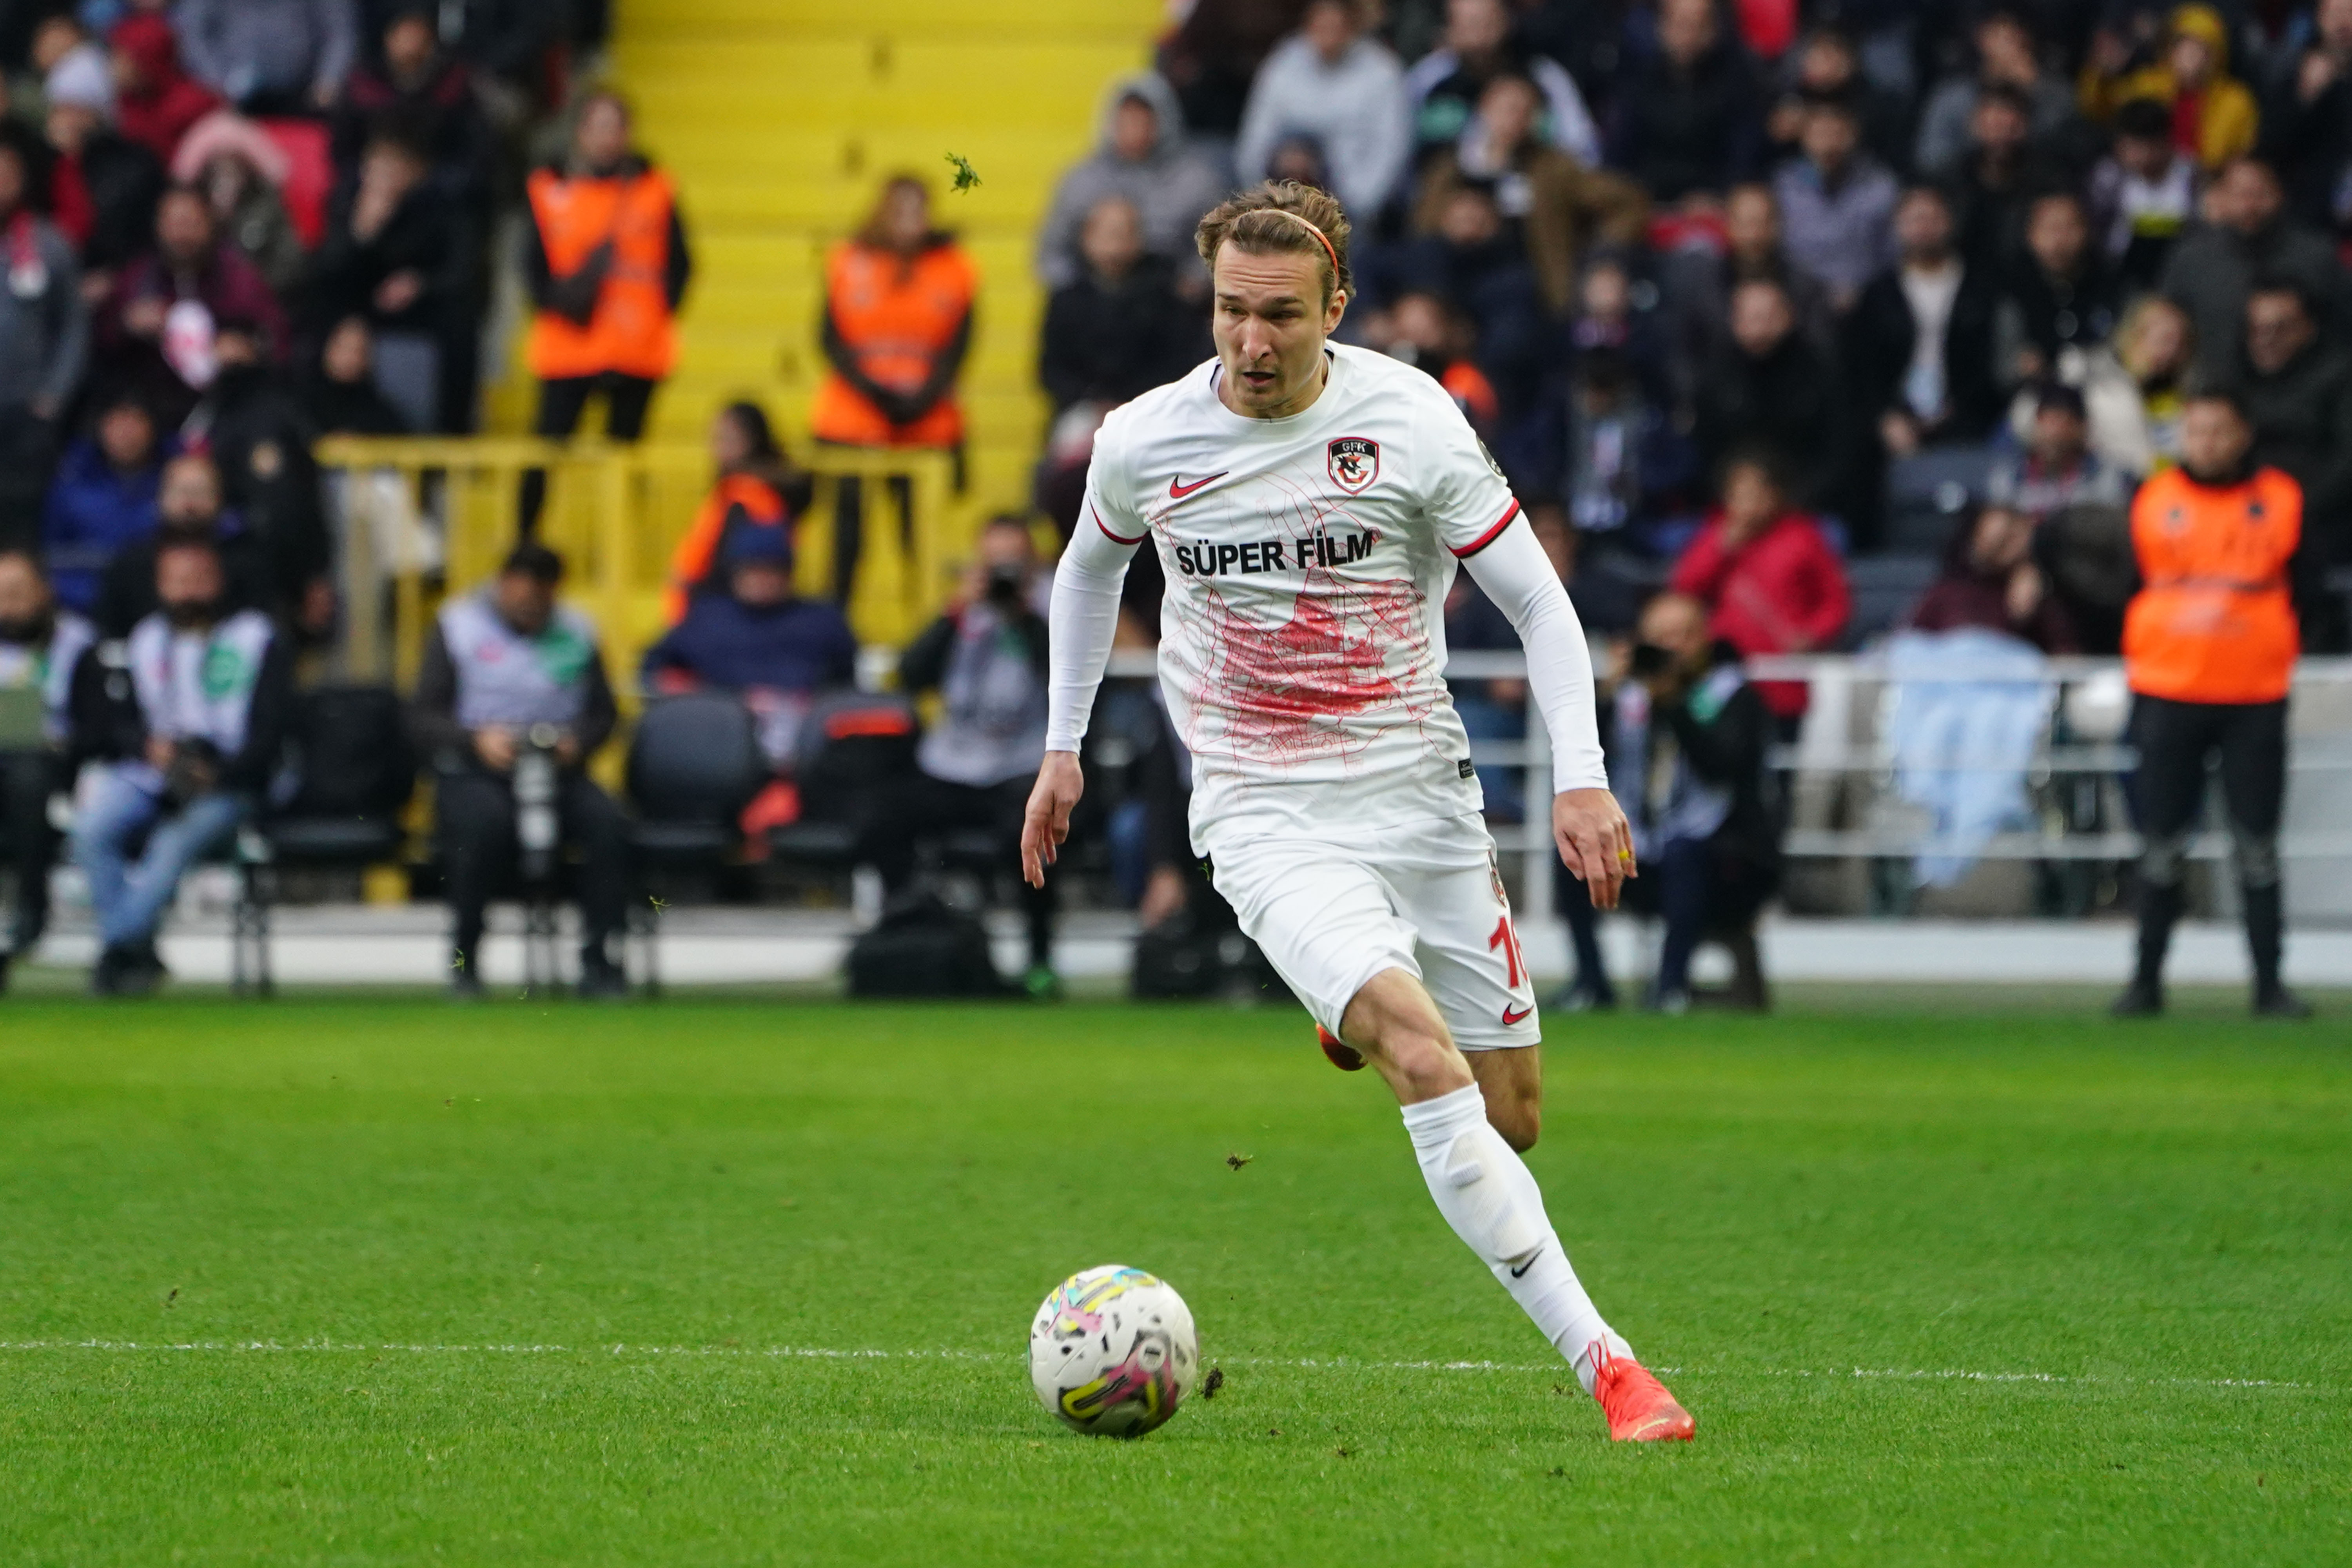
[1401,1083,1632,1395]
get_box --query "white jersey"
[1084,344,1526,844]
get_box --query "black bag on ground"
[845,891,1009,998]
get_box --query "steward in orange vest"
[810,177,976,450]
[518,92,692,534]
[664,403,811,624]
[2114,390,2312,1020]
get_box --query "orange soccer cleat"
[1589,1341,1696,1442]
[1315,1025,1367,1072]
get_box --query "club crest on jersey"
[1327,437,1379,494]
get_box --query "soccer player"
[1021,182,1694,1442]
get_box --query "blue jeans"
[70,763,248,949]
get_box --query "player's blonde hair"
[1195,182,1353,306]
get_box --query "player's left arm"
[1419,390,1632,908]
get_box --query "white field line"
[0,1339,2324,1393]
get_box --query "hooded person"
[107,15,223,165]
[1034,71,1229,294]
[2079,4,2258,171]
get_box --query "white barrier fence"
[1102,650,2352,931]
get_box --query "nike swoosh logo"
[1502,1004,1533,1026]
[1168,472,1228,500]
[1510,1245,1544,1279]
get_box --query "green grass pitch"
[1,995,2345,1565]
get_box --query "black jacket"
[184,365,333,607]
[1605,38,1763,204]
[65,619,296,795]
[1692,331,1849,507]
[306,177,475,334]
[1605,646,1780,872]
[1844,260,2004,440]
[1038,256,1205,412]
[2238,340,2352,564]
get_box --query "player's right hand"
[1021,751,1085,889]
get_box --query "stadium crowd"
[0,0,2337,1010]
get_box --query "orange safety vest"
[2122,465,2301,705]
[808,239,975,448]
[526,166,681,381]
[663,472,791,624]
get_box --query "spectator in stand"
[2238,281,2352,583]
[67,532,292,996]
[1907,503,2080,653]
[2161,156,2343,387]
[2000,190,2122,389]
[171,112,306,298]
[1691,278,1849,516]
[1604,0,1763,205]
[1563,345,1695,564]
[809,174,973,603]
[43,40,165,292]
[1405,0,1601,166]
[1846,185,2005,472]
[1567,253,1671,403]
[2096,294,2195,475]
[1039,195,1204,416]
[1914,8,2081,179]
[1034,73,1227,298]
[410,541,630,999]
[857,516,1060,998]
[1986,384,2131,526]
[1668,449,1851,725]
[663,400,809,624]
[94,450,271,636]
[0,138,87,550]
[2079,5,2257,173]
[1264,132,1332,192]
[519,91,692,532]
[1235,0,1412,221]
[2262,0,2352,242]
[1771,89,1899,313]
[1153,0,1311,143]
[307,314,409,434]
[1411,70,1648,318]
[2091,96,2198,291]
[175,0,359,116]
[0,550,95,990]
[42,387,163,613]
[182,319,333,641]
[334,4,494,206]
[1661,180,1833,407]
[106,15,220,165]
[1763,26,1908,175]
[1944,81,2059,275]
[1557,589,1780,1013]
[95,183,289,426]
[309,125,474,432]
[641,527,856,769]
[1385,290,1499,432]
[1390,181,1550,421]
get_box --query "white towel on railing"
[1884,629,2056,887]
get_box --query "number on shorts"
[1489,915,1525,991]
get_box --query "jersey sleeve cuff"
[1091,503,1147,547]
[1449,499,1521,559]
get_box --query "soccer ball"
[1027,1265,1199,1437]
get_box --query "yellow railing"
[314,437,965,689]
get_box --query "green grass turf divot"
[0,998,2345,1566]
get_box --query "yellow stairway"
[603,0,1161,562]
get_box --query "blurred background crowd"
[0,0,2347,1002]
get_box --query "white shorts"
[1203,812,1540,1051]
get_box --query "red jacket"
[1668,510,1851,716]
